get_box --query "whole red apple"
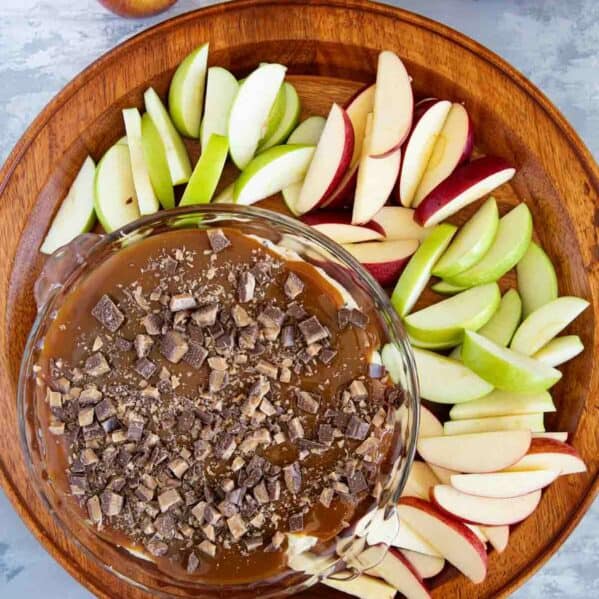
[98,0,177,18]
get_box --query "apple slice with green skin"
[408,335,459,351]
[391,223,456,316]
[233,144,315,206]
[227,63,287,169]
[418,430,531,473]
[402,461,440,500]
[41,156,96,254]
[450,469,558,499]
[301,212,385,243]
[431,280,468,295]
[517,241,558,317]
[477,288,522,346]
[295,103,354,214]
[505,438,586,475]
[369,50,413,157]
[399,100,452,207]
[372,207,430,242]
[533,335,584,367]
[342,239,419,287]
[412,348,493,404]
[141,113,174,209]
[257,82,287,149]
[404,283,500,347]
[400,550,445,579]
[413,103,474,206]
[463,330,562,392]
[144,87,192,185]
[397,497,488,584]
[445,203,533,287]
[479,526,509,553]
[122,108,160,216]
[200,66,239,151]
[180,134,229,206]
[510,296,589,356]
[443,412,545,436]
[258,82,301,151]
[449,389,555,420]
[168,42,208,138]
[414,156,516,227]
[212,182,235,204]
[94,141,140,232]
[432,197,499,279]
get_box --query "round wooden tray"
[0,1,597,597]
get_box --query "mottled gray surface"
[0,0,597,597]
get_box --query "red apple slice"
[302,211,384,243]
[479,526,509,553]
[346,83,376,165]
[370,50,413,157]
[398,497,488,584]
[533,431,568,442]
[419,405,444,438]
[450,469,558,498]
[373,206,430,242]
[342,239,419,286]
[402,460,440,500]
[417,431,531,474]
[400,549,445,579]
[399,100,452,207]
[414,156,516,227]
[295,103,354,214]
[505,438,587,475]
[320,161,359,209]
[431,484,542,526]
[415,97,440,118]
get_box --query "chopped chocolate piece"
[218,500,238,518]
[187,552,200,574]
[283,462,302,494]
[319,348,337,365]
[256,359,278,380]
[95,398,116,422]
[176,411,194,433]
[250,512,265,529]
[198,539,217,558]
[337,308,351,329]
[83,422,104,442]
[142,313,164,336]
[347,471,368,495]
[231,457,245,473]
[81,448,99,466]
[280,325,295,348]
[87,495,102,524]
[239,323,258,349]
[202,523,216,542]
[147,538,169,557]
[78,406,95,427]
[100,490,124,516]
[318,424,334,445]
[237,271,255,303]
[158,489,182,512]
[207,322,224,339]
[207,228,231,253]
[209,369,229,392]
[319,487,334,508]
[46,389,63,409]
[160,331,189,364]
[49,421,65,436]
[240,495,259,519]
[287,302,307,320]
[183,341,208,369]
[368,362,385,379]
[204,504,222,525]
[253,481,270,504]
[135,357,157,380]
[349,308,369,329]
[287,417,304,441]
[134,334,154,359]
[154,513,177,539]
[85,352,111,377]
[267,479,281,502]
[191,501,207,523]
[288,513,304,532]
[265,531,285,552]
[227,513,248,540]
[214,434,236,460]
[52,377,71,394]
[333,481,349,495]
[69,475,88,496]
[136,485,155,502]
[251,260,272,283]
[245,536,263,551]
[296,391,320,414]
[345,415,370,440]
[193,303,219,328]
[92,295,124,333]
[168,457,189,479]
[169,293,197,312]
[101,416,120,434]
[92,336,103,351]
[258,306,285,329]
[259,397,276,416]
[298,439,327,453]
[244,468,262,488]
[279,367,292,384]
[349,379,368,400]
[114,336,133,352]
[231,304,252,327]
[208,356,228,371]
[284,272,304,299]
[298,316,329,345]
[221,478,235,493]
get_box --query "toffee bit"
[141,313,163,336]
[202,523,216,542]
[207,228,231,253]
[100,490,124,516]
[296,391,320,415]
[209,369,229,392]
[256,359,278,380]
[204,504,222,525]
[257,306,285,329]
[87,495,102,524]
[192,303,219,327]
[91,294,125,333]
[238,324,258,349]
[245,536,263,552]
[49,421,65,436]
[158,488,182,512]
[214,434,236,460]
[198,539,217,558]
[281,325,295,348]
[319,487,334,508]
[92,337,103,352]
[237,271,255,303]
[208,356,228,371]
[160,331,189,364]
[283,462,302,494]
[169,293,197,312]
[288,513,304,532]
[135,357,157,380]
[298,316,329,345]
[284,272,304,299]
[265,531,285,552]
[168,457,189,479]
[78,406,95,427]
[227,513,248,540]
[134,334,154,359]
[349,379,368,400]
[231,304,252,327]
[279,367,292,384]
[191,501,207,523]
[84,353,111,377]
[253,481,270,504]
[287,417,304,441]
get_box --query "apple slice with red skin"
[301,211,384,244]
[295,103,354,214]
[400,549,445,579]
[417,430,531,474]
[431,484,542,526]
[342,239,419,286]
[398,497,488,584]
[504,438,587,475]
[372,206,429,242]
[450,469,558,498]
[414,156,516,227]
[480,526,509,553]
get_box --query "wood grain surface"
[0,1,598,598]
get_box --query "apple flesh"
[140,113,174,209]
[479,526,509,553]
[431,280,467,295]
[402,460,440,500]
[301,212,385,243]
[517,241,558,317]
[201,67,239,151]
[258,82,301,151]
[98,0,175,17]
[414,156,515,227]
[323,572,397,599]
[342,239,419,287]
[372,206,429,242]
[476,288,522,347]
[345,83,376,165]
[449,389,555,420]
[419,405,444,438]
[417,430,531,473]
[450,469,558,498]
[533,335,584,367]
[443,412,545,436]
[533,432,568,442]
[505,438,587,475]
[287,115,326,145]
[400,550,445,579]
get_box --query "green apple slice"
[445,203,532,287]
[408,334,459,351]
[212,182,235,204]
[180,134,229,206]
[462,330,562,392]
[510,296,589,356]
[144,87,192,185]
[412,347,493,404]
[444,412,545,435]
[258,82,301,151]
[257,82,286,147]
[449,389,555,420]
[431,280,468,295]
[140,112,175,209]
[533,335,584,367]
[40,156,96,254]
[234,144,315,205]
[200,67,239,151]
[404,283,500,346]
[287,115,327,145]
[168,42,209,138]
[477,288,522,347]
[122,108,160,215]
[281,183,302,216]
[517,241,558,317]
[432,197,499,279]
[391,223,457,317]
[94,141,140,232]
[228,63,287,169]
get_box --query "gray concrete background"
[0,1,597,597]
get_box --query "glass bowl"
[18,205,419,598]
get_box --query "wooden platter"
[0,1,598,597]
